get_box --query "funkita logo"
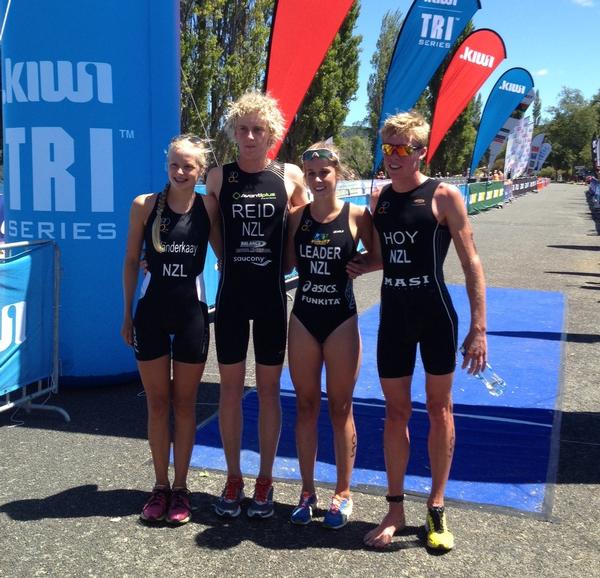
[459,46,495,68]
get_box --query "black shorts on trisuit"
[373,179,458,378]
[215,161,289,365]
[133,193,211,364]
[292,202,357,344]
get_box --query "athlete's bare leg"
[218,361,246,478]
[255,362,283,479]
[138,355,172,487]
[424,372,454,508]
[323,316,361,497]
[364,376,412,548]
[171,360,205,488]
[288,314,323,495]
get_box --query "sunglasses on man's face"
[381,143,423,157]
[302,148,338,162]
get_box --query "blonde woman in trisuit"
[121,135,221,525]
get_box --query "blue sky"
[345,0,600,125]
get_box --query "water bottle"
[473,363,507,397]
[460,347,507,397]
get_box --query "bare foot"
[363,509,406,549]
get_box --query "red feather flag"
[265,0,353,158]
[427,29,506,165]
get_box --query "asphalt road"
[1,182,598,578]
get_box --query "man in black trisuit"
[206,91,308,518]
[349,111,487,551]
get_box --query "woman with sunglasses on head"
[121,134,221,525]
[348,111,487,551]
[285,142,373,529]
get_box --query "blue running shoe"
[290,492,317,525]
[323,494,353,530]
[247,476,274,519]
[213,476,245,518]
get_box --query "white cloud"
[535,69,549,77]
[571,0,594,7]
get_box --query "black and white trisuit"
[133,193,211,363]
[215,160,289,365]
[292,202,357,344]
[373,178,458,378]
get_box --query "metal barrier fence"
[0,240,69,421]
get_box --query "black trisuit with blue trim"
[133,193,211,363]
[292,202,357,344]
[215,161,289,365]
[373,178,458,378]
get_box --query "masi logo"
[0,302,26,353]
[499,80,526,94]
[2,59,113,104]
[459,47,495,68]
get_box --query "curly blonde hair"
[151,134,209,253]
[380,110,430,147]
[223,90,285,148]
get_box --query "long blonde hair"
[151,134,209,253]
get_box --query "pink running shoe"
[166,487,192,525]
[140,486,170,522]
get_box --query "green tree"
[365,9,403,142]
[545,87,599,175]
[180,0,272,164]
[338,126,373,179]
[279,1,361,163]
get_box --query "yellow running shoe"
[426,506,454,551]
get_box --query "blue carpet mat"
[191,285,564,516]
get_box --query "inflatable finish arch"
[2,0,180,384]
